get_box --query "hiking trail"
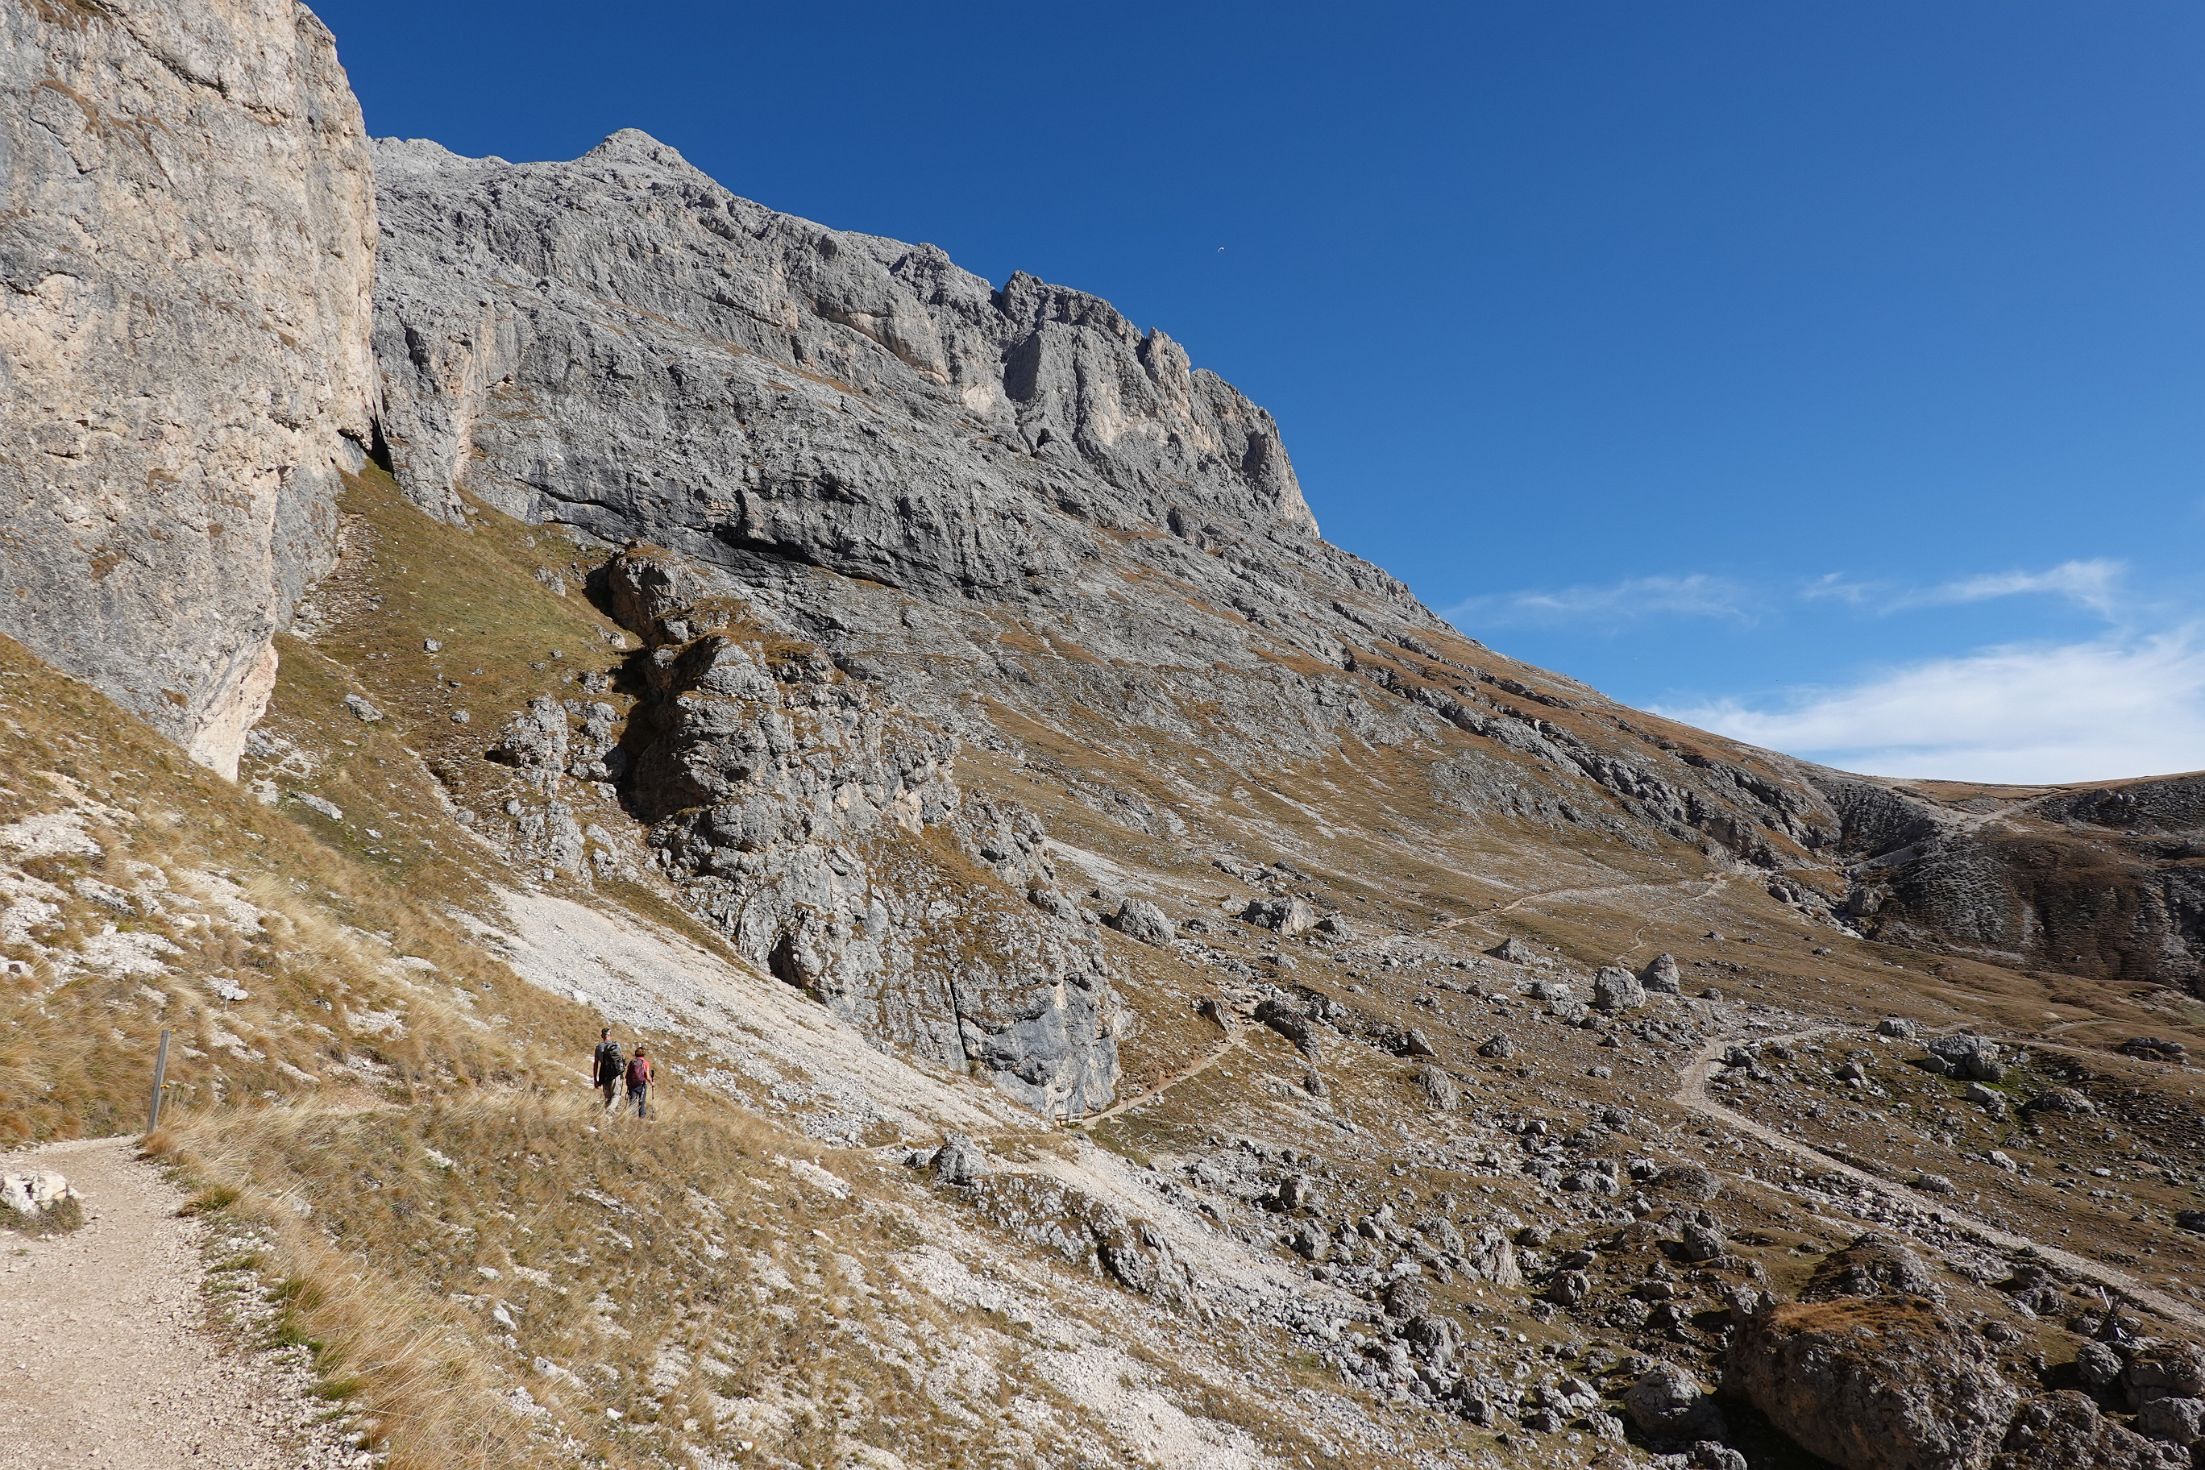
[0,1137,361,1470]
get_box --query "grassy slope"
[2,472,1389,1470]
[10,464,2202,1470]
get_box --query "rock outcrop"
[1821,771,2205,995]
[604,550,1121,1117]
[1729,1295,2020,1470]
[0,0,376,777]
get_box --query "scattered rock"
[1676,1216,1726,1264]
[1639,952,1682,993]
[1926,1033,2005,1082]
[1240,895,1317,936]
[1624,1362,1726,1442]
[2123,1343,2205,1409]
[1654,1164,1722,1202]
[2021,1086,2094,1118]
[1415,1064,1458,1111]
[1478,1034,1516,1060]
[1801,1234,1940,1302]
[289,792,344,823]
[1994,1391,2186,1470]
[2133,1396,2205,1449]
[343,693,384,723]
[1105,897,1175,947]
[1591,965,1646,1012]
[926,1134,988,1187]
[1,1170,79,1221]
[1253,998,1319,1057]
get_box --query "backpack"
[595,1041,624,1082]
[626,1055,650,1088]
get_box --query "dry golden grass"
[156,1088,1102,1469]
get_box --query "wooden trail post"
[145,1027,172,1134]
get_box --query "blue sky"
[314,1,2204,783]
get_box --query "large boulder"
[1592,965,1647,1012]
[1104,897,1175,947]
[1927,1034,2006,1082]
[2124,1343,2205,1410]
[1623,1362,1726,1443]
[1728,1296,2020,1470]
[1639,952,1683,993]
[0,0,376,777]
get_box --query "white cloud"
[1913,558,2125,617]
[1447,573,1750,628]
[1799,572,1879,607]
[1799,559,2127,619]
[1658,629,2205,784]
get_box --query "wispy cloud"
[1799,559,2126,619]
[1658,628,2205,784]
[1446,573,1751,629]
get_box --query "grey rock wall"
[371,129,1315,597]
[0,0,377,776]
[606,550,1121,1116]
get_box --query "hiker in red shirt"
[625,1045,654,1118]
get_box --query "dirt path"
[1674,1029,2205,1336]
[1345,870,1730,966]
[1081,872,1735,1130]
[1079,1024,1250,1126]
[0,1137,354,1470]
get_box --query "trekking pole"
[146,1028,172,1134]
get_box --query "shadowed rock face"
[604,550,1121,1118]
[0,0,376,777]
[1823,772,2205,995]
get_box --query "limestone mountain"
[3,5,2203,1470]
[365,127,2202,1077]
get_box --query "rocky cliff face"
[371,129,1316,593]
[1824,772,2205,994]
[602,548,1122,1116]
[367,131,2204,1099]
[0,0,377,778]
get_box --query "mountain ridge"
[4,7,2204,1469]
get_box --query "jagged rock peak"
[370,124,1320,599]
[580,126,701,172]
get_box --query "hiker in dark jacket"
[626,1045,654,1118]
[592,1027,624,1110]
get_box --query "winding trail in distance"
[1080,871,1733,1128]
[1079,1024,1252,1126]
[1674,1028,2205,1336]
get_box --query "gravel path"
[1676,1028,2205,1336]
[0,1136,359,1470]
